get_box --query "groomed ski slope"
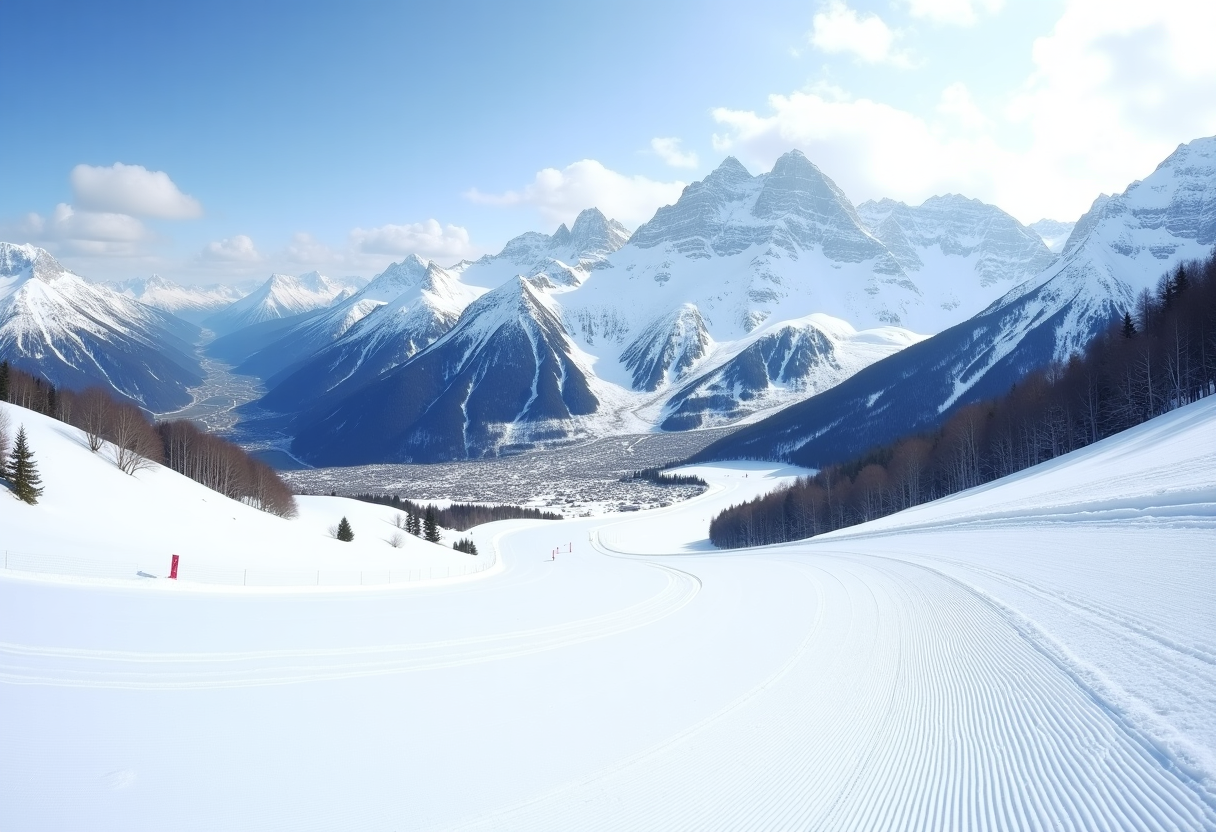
[2,399,1214,830]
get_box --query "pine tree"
[407,512,421,536]
[1121,311,1137,339]
[8,425,43,504]
[423,506,440,543]
[336,516,354,542]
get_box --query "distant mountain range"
[106,275,248,324]
[4,135,1212,467]
[695,135,1216,467]
[203,271,367,335]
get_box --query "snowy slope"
[105,275,246,324]
[698,135,1216,468]
[203,271,365,335]
[0,402,481,577]
[2,385,1212,830]
[0,243,204,411]
[857,194,1057,331]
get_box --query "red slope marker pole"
[169,554,179,580]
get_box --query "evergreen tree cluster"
[711,251,1216,549]
[621,466,708,487]
[453,538,478,555]
[0,364,297,517]
[349,493,561,530]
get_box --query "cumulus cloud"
[71,162,202,219]
[349,219,477,261]
[200,235,262,263]
[651,137,699,169]
[466,160,686,227]
[905,0,1004,26]
[26,203,149,242]
[714,0,1216,223]
[809,1,910,66]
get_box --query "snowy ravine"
[1,397,1214,829]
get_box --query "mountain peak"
[714,156,750,175]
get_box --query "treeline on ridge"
[0,362,296,517]
[710,251,1216,549]
[349,493,561,530]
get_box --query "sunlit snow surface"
[1,398,1214,830]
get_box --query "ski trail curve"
[450,554,1216,832]
[0,563,699,690]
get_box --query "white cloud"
[349,219,477,261]
[809,1,909,66]
[26,203,149,243]
[71,163,202,219]
[200,235,262,263]
[714,0,1216,223]
[651,137,699,169]
[466,160,686,227]
[284,232,337,265]
[905,0,1004,26]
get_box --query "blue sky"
[3,0,1214,284]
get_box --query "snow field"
[0,403,479,585]
[1,399,1214,829]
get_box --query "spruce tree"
[336,516,354,542]
[423,506,440,543]
[408,512,421,537]
[9,425,43,504]
[0,361,9,401]
[1121,311,1137,339]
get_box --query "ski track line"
[0,563,699,690]
[450,553,1216,832]
[824,547,1216,820]
[912,551,1216,668]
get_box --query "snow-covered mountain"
[856,195,1057,330]
[696,135,1216,468]
[254,257,486,413]
[0,243,204,411]
[1029,219,1076,253]
[203,271,365,335]
[106,275,247,324]
[280,151,1074,464]
[290,277,599,464]
[456,207,630,289]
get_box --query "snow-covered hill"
[0,243,204,411]
[697,135,1216,467]
[0,401,481,577]
[106,275,247,324]
[203,271,365,335]
[3,388,1212,829]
